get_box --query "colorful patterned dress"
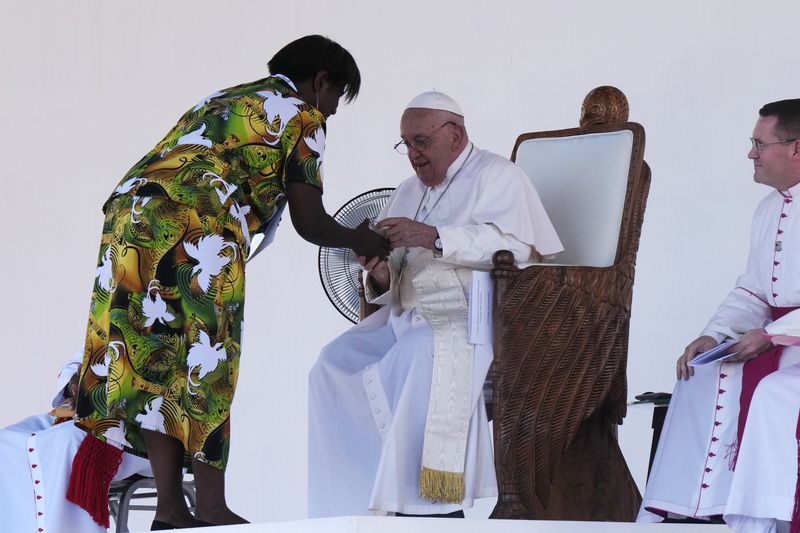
[75,74,324,471]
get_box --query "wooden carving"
[489,86,650,520]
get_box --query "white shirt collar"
[781,181,800,198]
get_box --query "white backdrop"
[1,0,799,523]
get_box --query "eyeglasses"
[394,122,455,155]
[750,137,797,152]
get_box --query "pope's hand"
[358,255,389,292]
[376,217,438,250]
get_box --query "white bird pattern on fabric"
[90,352,111,378]
[142,279,175,327]
[203,172,238,205]
[96,246,116,292]
[192,90,226,112]
[257,90,303,144]
[175,123,213,148]
[303,127,326,181]
[93,340,126,377]
[187,330,227,395]
[113,176,147,197]
[102,420,133,449]
[183,235,238,293]
[130,195,151,224]
[229,202,252,248]
[135,396,166,433]
[107,340,126,362]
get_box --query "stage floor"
[134,516,729,533]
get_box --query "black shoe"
[395,510,465,518]
[662,515,725,524]
[151,518,214,530]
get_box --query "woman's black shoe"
[151,518,214,530]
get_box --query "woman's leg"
[191,458,248,524]
[142,429,196,527]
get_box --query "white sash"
[409,253,473,503]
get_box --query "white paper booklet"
[688,339,739,366]
[468,271,493,345]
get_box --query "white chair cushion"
[514,130,633,267]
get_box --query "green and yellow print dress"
[75,74,324,471]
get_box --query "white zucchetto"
[405,91,464,116]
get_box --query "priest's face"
[400,109,461,187]
[749,115,797,190]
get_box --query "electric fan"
[318,188,395,323]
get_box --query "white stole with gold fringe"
[407,254,473,503]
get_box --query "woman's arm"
[286,182,390,259]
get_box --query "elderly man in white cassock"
[638,99,800,533]
[308,91,563,517]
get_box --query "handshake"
[351,217,440,262]
[353,219,392,261]
[351,219,391,262]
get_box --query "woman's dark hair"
[268,35,361,103]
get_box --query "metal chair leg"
[109,476,197,533]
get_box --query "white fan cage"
[318,188,394,323]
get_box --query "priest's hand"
[377,217,438,250]
[358,255,389,293]
[726,329,774,364]
[676,335,717,380]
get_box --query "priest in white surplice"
[2,353,151,533]
[638,99,800,533]
[308,91,562,517]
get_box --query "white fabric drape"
[1,415,151,533]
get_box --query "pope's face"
[749,115,796,190]
[399,109,459,187]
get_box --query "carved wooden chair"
[489,86,650,521]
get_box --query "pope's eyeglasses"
[394,122,455,155]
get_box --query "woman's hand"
[352,220,391,261]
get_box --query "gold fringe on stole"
[419,467,465,503]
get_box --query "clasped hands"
[355,217,438,289]
[676,328,775,380]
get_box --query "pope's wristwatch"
[434,234,443,251]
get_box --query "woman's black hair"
[268,35,361,103]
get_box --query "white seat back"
[514,130,633,267]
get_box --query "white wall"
[2,0,799,523]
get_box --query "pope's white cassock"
[308,141,563,517]
[2,359,151,533]
[638,183,800,533]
